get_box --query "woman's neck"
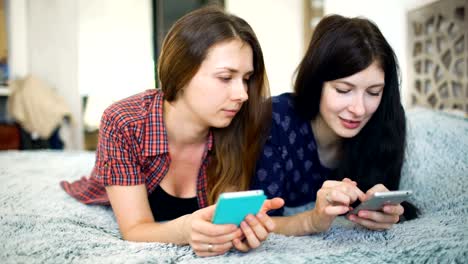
[163,100,209,147]
[311,115,342,168]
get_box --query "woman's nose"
[231,80,249,102]
[348,94,365,116]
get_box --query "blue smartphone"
[212,190,266,226]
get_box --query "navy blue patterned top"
[252,93,331,216]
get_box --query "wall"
[6,0,154,147]
[324,0,440,107]
[8,0,83,149]
[226,0,304,96]
[6,0,28,80]
[79,0,154,130]
[78,0,154,98]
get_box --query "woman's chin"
[335,127,362,138]
[210,118,234,129]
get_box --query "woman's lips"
[223,109,239,117]
[340,117,361,129]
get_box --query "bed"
[1,108,467,263]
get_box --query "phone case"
[349,190,412,215]
[212,190,266,226]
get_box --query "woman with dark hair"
[254,14,419,235]
[61,6,283,256]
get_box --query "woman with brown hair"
[61,6,283,257]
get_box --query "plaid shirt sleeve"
[93,108,145,186]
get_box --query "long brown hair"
[157,6,271,204]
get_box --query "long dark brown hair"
[294,15,418,220]
[158,6,271,204]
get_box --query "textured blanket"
[1,108,467,263]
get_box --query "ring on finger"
[207,243,214,253]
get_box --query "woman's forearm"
[271,210,324,236]
[121,214,190,245]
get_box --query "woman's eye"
[335,88,350,94]
[367,91,382,96]
[219,77,232,82]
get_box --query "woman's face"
[178,39,253,128]
[318,60,384,139]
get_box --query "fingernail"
[245,215,254,222]
[257,212,264,219]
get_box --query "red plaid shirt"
[60,89,213,208]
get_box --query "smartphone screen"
[212,190,266,226]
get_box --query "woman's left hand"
[347,184,404,231]
[232,197,284,252]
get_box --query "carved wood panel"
[408,0,468,113]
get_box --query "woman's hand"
[183,205,243,257]
[347,184,404,231]
[311,178,366,232]
[232,198,284,252]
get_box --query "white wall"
[79,0,154,97]
[79,0,154,130]
[6,0,154,146]
[324,0,439,107]
[9,0,83,149]
[6,0,28,80]
[226,0,304,96]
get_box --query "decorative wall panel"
[408,0,467,113]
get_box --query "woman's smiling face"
[318,60,385,139]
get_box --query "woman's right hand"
[182,205,243,257]
[231,197,284,252]
[311,178,366,232]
